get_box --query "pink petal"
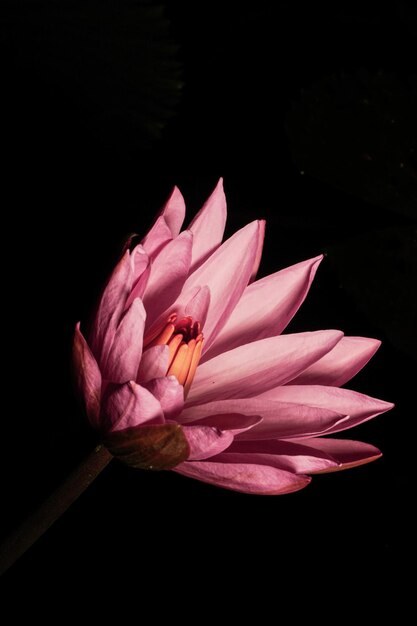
[180,397,344,438]
[188,178,227,272]
[145,376,184,421]
[203,255,323,361]
[143,231,193,328]
[183,413,262,435]
[90,250,133,367]
[174,460,310,495]
[217,440,339,474]
[141,216,172,258]
[187,330,344,405]
[125,246,150,310]
[130,245,149,283]
[181,220,264,352]
[249,219,265,283]
[289,336,381,387]
[150,285,212,342]
[182,426,234,460]
[184,286,211,330]
[140,187,186,258]
[101,381,164,433]
[296,438,382,473]
[126,264,150,311]
[72,323,102,428]
[257,385,394,435]
[137,345,169,384]
[103,298,146,383]
[234,403,346,440]
[160,186,186,237]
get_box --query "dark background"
[1,0,416,591]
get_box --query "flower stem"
[0,444,113,576]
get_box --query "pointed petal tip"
[303,438,383,474]
[366,337,382,352]
[349,335,382,348]
[184,425,234,460]
[370,398,395,413]
[205,177,225,198]
[127,295,147,319]
[316,450,383,473]
[270,473,312,495]
[170,184,184,198]
[264,473,312,495]
[243,219,263,235]
[180,229,194,242]
[208,177,226,204]
[384,401,395,411]
[131,244,147,257]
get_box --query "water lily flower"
[73,179,393,495]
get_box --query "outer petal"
[141,216,172,258]
[125,246,150,310]
[203,255,323,361]
[182,426,234,460]
[130,245,149,284]
[90,250,133,366]
[103,298,146,383]
[73,323,102,428]
[217,440,339,474]
[184,413,263,435]
[160,186,186,237]
[181,221,272,352]
[249,219,265,283]
[188,178,227,272]
[101,381,164,433]
[257,385,394,435]
[141,184,186,259]
[296,438,382,473]
[145,376,184,421]
[289,336,381,387]
[179,397,345,438]
[137,345,169,384]
[174,460,310,495]
[187,330,344,405]
[143,231,193,327]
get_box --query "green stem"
[0,444,113,576]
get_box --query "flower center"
[144,314,203,396]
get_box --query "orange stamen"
[184,339,203,397]
[176,338,196,385]
[143,313,204,395]
[167,343,189,379]
[167,334,184,367]
[143,313,177,347]
[146,323,175,348]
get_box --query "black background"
[1,0,416,594]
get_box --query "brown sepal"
[102,423,190,471]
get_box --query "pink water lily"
[73,179,393,495]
